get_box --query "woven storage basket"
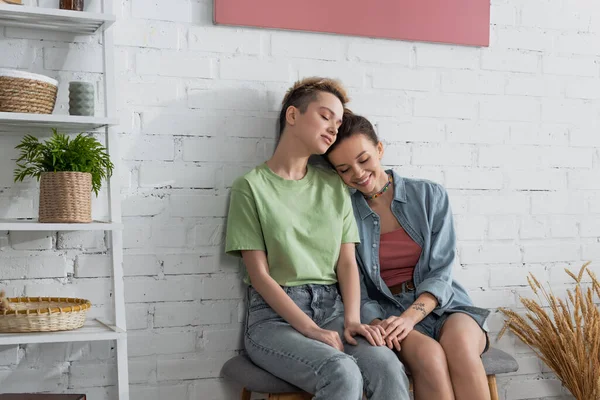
[39,171,92,223]
[0,297,91,333]
[0,69,58,114]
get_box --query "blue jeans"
[244,284,411,400]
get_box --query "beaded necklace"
[364,173,393,201]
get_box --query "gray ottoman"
[222,347,518,400]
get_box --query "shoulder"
[230,166,264,196]
[402,176,446,197]
[391,172,449,210]
[392,174,453,223]
[312,164,340,180]
[312,165,347,189]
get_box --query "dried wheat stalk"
[499,262,600,400]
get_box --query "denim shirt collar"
[354,169,407,220]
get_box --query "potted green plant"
[13,129,114,223]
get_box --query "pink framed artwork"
[214,0,490,47]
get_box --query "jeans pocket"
[333,293,344,316]
[246,304,279,332]
[284,286,311,305]
[248,287,268,311]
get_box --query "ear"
[285,105,297,127]
[377,141,384,159]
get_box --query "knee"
[410,343,448,376]
[325,355,363,390]
[362,348,410,395]
[439,334,481,369]
[380,351,411,388]
[371,347,407,376]
[440,331,466,353]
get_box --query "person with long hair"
[326,111,491,400]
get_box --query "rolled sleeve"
[416,278,454,316]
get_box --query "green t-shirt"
[225,163,360,286]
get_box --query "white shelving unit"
[0,320,125,346]
[0,1,129,399]
[0,220,123,231]
[0,3,114,34]
[0,112,118,132]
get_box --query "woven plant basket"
[0,297,91,333]
[0,69,58,114]
[39,171,92,223]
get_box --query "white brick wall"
[1,0,599,398]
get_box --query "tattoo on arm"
[412,302,427,317]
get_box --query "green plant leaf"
[13,129,114,196]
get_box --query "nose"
[328,121,338,135]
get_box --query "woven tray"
[0,297,91,333]
[0,69,58,114]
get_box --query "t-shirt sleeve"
[225,179,266,257]
[341,184,360,244]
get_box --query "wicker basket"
[39,171,92,223]
[0,69,58,114]
[0,297,91,333]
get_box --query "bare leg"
[398,330,454,400]
[439,313,489,400]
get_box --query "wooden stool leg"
[269,393,312,400]
[488,375,499,400]
[241,387,252,400]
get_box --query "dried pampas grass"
[499,262,600,400]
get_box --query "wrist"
[299,322,320,336]
[344,317,361,327]
[401,310,421,325]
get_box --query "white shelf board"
[0,319,125,345]
[0,4,115,34]
[0,112,118,132]
[0,219,122,231]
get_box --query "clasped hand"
[305,321,388,351]
[306,317,414,351]
[370,315,415,351]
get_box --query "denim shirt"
[353,170,476,324]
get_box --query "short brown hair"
[325,110,379,159]
[278,77,349,136]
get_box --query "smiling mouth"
[355,174,371,185]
